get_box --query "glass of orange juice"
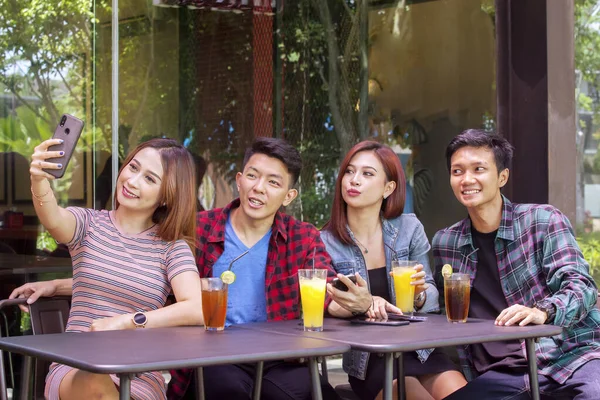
[298,269,327,331]
[392,260,417,315]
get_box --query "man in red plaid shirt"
[167,138,341,400]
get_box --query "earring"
[383,195,388,200]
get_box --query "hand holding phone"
[331,274,358,292]
[43,114,84,179]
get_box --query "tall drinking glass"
[298,269,327,332]
[392,260,417,315]
[444,273,471,323]
[201,277,228,331]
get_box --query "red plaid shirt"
[167,199,335,399]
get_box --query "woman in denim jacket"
[323,141,466,400]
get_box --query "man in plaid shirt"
[434,130,600,399]
[167,138,339,400]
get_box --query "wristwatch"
[414,291,426,309]
[132,312,148,328]
[534,301,556,324]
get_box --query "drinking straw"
[228,250,249,272]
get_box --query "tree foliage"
[0,0,102,124]
[575,0,600,169]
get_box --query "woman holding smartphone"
[10,137,203,400]
[323,141,466,400]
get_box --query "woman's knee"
[418,371,467,400]
[60,369,118,400]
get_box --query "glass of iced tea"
[201,277,228,331]
[298,269,327,332]
[392,260,417,315]
[444,273,471,323]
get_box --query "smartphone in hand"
[331,274,358,291]
[45,114,84,179]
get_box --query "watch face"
[134,312,147,325]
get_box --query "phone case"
[332,275,358,292]
[350,318,409,327]
[45,114,84,179]
[387,313,428,322]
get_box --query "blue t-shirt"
[212,215,270,326]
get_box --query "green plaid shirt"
[433,196,600,384]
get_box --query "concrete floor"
[324,356,348,388]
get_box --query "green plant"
[577,231,600,285]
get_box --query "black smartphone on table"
[386,313,428,322]
[44,114,84,179]
[350,317,409,327]
[331,274,358,291]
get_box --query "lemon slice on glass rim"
[220,270,236,284]
[441,264,453,279]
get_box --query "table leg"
[308,357,323,400]
[525,338,540,400]
[0,349,8,400]
[383,353,393,400]
[253,361,264,400]
[119,374,131,400]
[320,357,329,384]
[18,355,32,400]
[196,367,205,400]
[396,352,406,400]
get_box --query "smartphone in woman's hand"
[331,274,358,291]
[45,114,84,179]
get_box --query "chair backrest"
[0,296,70,400]
[29,297,70,400]
[0,242,15,254]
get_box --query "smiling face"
[449,146,509,211]
[341,150,396,212]
[235,153,298,225]
[115,147,164,216]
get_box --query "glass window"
[0,1,96,263]
[278,0,497,238]
[0,0,498,266]
[575,2,600,287]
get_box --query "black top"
[469,227,528,374]
[368,267,391,302]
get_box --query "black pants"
[181,361,339,400]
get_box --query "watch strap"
[534,300,556,324]
[414,291,426,308]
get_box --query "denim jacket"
[321,214,439,380]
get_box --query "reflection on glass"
[0,1,99,257]
[367,0,496,237]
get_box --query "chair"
[0,243,15,254]
[0,296,70,400]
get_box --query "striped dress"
[45,207,198,400]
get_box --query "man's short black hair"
[446,129,514,173]
[242,137,302,186]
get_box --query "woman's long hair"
[115,138,196,250]
[324,141,406,245]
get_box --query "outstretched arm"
[30,138,77,244]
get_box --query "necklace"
[349,222,382,254]
[353,237,369,254]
